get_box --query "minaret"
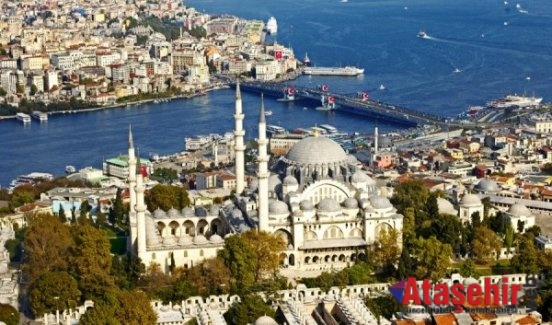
[135,151,147,257]
[257,94,270,230]
[128,126,138,251]
[374,127,379,154]
[234,79,245,194]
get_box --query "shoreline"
[0,84,232,121]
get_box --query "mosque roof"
[286,136,348,165]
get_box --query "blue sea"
[1,0,551,186]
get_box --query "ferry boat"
[9,172,54,191]
[303,66,364,76]
[320,124,338,134]
[417,31,430,39]
[16,113,31,124]
[266,125,286,136]
[266,17,277,35]
[31,111,48,122]
[487,95,543,108]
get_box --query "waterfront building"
[128,84,403,274]
[103,155,152,179]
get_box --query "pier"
[234,82,448,127]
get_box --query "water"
[1,0,552,186]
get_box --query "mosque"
[127,81,404,273]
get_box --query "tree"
[471,227,502,264]
[111,188,125,226]
[30,84,38,95]
[146,184,190,210]
[0,303,18,325]
[402,207,415,245]
[525,225,541,238]
[69,223,115,300]
[80,200,90,220]
[371,228,401,273]
[459,259,479,278]
[0,87,7,96]
[23,213,74,283]
[186,258,231,297]
[504,222,515,254]
[219,230,285,293]
[58,204,67,223]
[390,180,429,216]
[510,234,540,274]
[425,193,439,220]
[28,271,81,317]
[397,247,414,279]
[412,236,452,282]
[365,295,402,321]
[224,294,274,325]
[80,289,156,325]
[482,196,491,218]
[427,214,463,252]
[471,211,482,228]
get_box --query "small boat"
[303,53,311,66]
[340,0,348,3]
[264,110,273,116]
[16,113,31,124]
[417,31,430,39]
[453,68,461,73]
[379,84,386,90]
[31,111,48,122]
[65,165,76,174]
[504,21,509,26]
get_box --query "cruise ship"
[32,111,48,122]
[16,113,31,124]
[487,95,543,108]
[303,66,364,76]
[266,16,277,35]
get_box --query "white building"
[504,203,535,233]
[458,194,484,224]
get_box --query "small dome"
[210,205,220,216]
[231,209,243,219]
[370,196,392,209]
[162,235,177,246]
[475,179,500,193]
[351,170,371,183]
[178,234,193,245]
[300,200,314,211]
[268,174,282,192]
[460,194,482,207]
[254,316,278,325]
[286,136,348,165]
[287,243,294,250]
[508,203,531,217]
[343,197,358,209]
[317,198,341,212]
[167,207,179,218]
[347,154,358,165]
[463,277,479,286]
[210,234,224,243]
[283,175,298,186]
[153,208,167,219]
[182,207,195,217]
[193,234,208,245]
[195,207,208,217]
[269,200,289,214]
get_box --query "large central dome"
[285,136,348,165]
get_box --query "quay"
[233,81,448,127]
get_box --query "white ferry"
[266,17,278,35]
[16,113,31,124]
[266,125,286,136]
[487,95,543,108]
[319,124,338,134]
[32,111,48,122]
[303,66,364,76]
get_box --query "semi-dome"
[460,194,482,207]
[351,170,375,184]
[283,175,298,186]
[508,203,531,217]
[178,234,193,245]
[317,198,341,212]
[285,136,348,165]
[182,207,195,217]
[254,316,278,325]
[162,235,177,246]
[300,200,314,211]
[153,208,167,218]
[167,207,179,218]
[475,179,500,193]
[193,234,208,245]
[370,196,392,209]
[343,197,359,209]
[269,200,289,214]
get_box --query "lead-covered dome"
[343,197,359,209]
[269,200,289,214]
[283,175,298,186]
[153,208,167,219]
[285,136,348,165]
[475,179,500,193]
[300,200,314,211]
[370,196,392,209]
[317,198,341,212]
[508,203,531,217]
[254,316,278,325]
[460,194,482,207]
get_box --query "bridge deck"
[234,82,447,127]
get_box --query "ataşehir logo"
[389,277,523,313]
